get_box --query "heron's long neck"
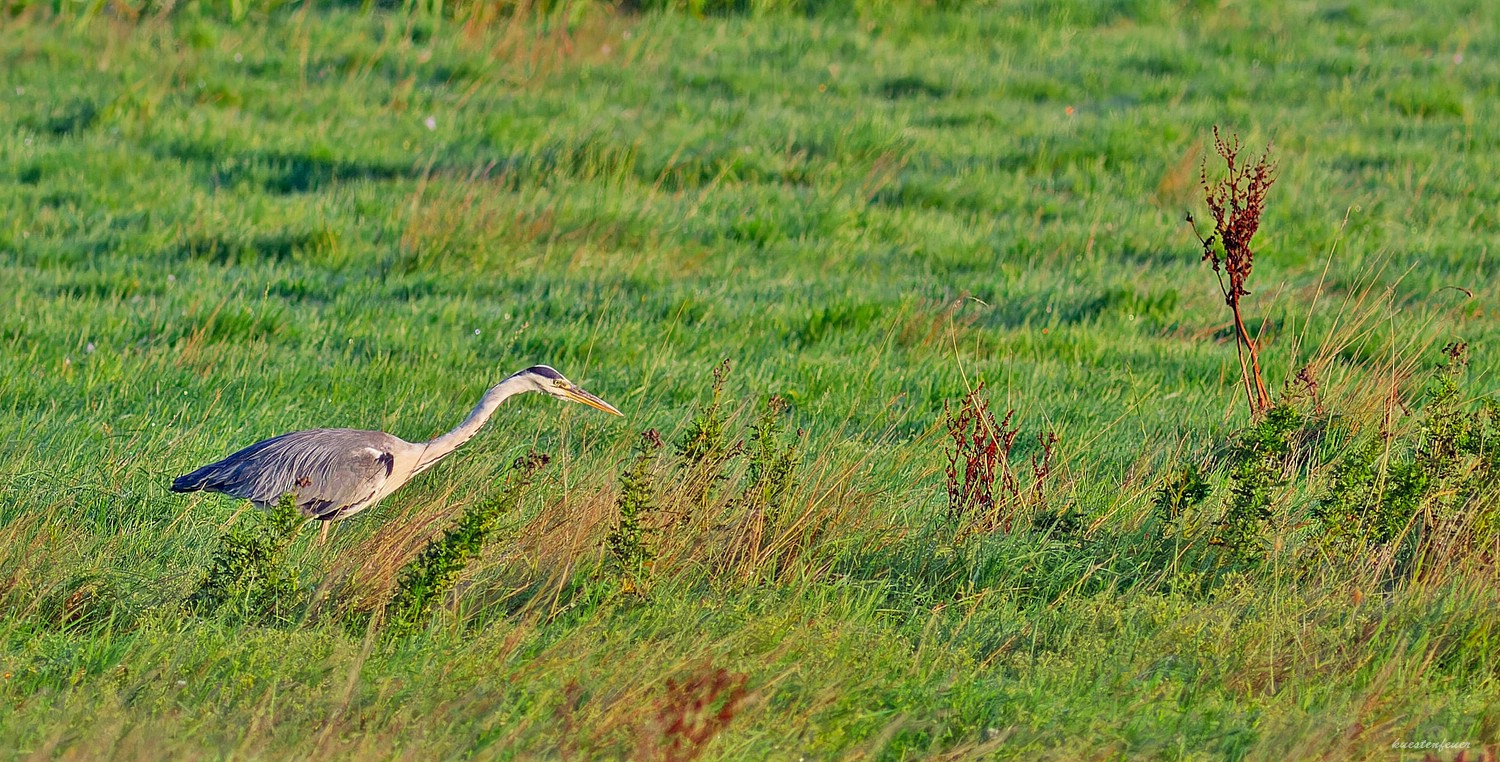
[416,375,532,471]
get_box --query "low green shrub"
[185,493,305,623]
[1311,343,1500,579]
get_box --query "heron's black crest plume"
[525,365,565,381]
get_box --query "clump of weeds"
[675,359,736,510]
[605,430,664,597]
[384,451,551,637]
[633,662,750,762]
[943,382,1058,538]
[186,493,306,623]
[1311,342,1500,580]
[722,395,803,576]
[1211,371,1324,566]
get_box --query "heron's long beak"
[564,386,624,417]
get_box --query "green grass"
[2,1,1499,758]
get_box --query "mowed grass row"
[1,1,1498,759]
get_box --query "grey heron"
[172,365,622,540]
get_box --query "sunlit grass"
[1,1,1498,758]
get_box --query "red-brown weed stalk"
[1189,126,1278,416]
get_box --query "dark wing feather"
[173,429,400,518]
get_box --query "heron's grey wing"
[173,429,400,518]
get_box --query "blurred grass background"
[1,0,1497,758]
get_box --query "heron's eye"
[553,380,568,389]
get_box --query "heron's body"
[173,428,418,520]
[172,365,621,527]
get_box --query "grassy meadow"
[2,0,1499,758]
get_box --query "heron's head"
[518,365,624,417]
